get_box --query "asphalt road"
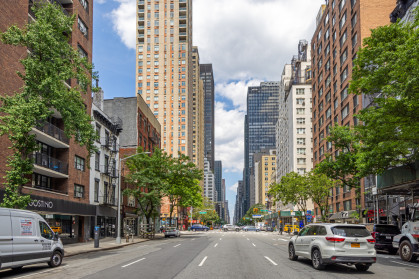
[1,231,419,279]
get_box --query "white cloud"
[108,0,136,50]
[228,182,238,193]
[215,79,261,112]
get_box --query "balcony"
[32,153,68,178]
[179,32,187,36]
[31,121,69,148]
[179,24,187,28]
[179,15,187,20]
[101,195,116,207]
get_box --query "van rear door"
[0,209,13,269]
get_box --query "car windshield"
[331,226,370,237]
[375,225,400,234]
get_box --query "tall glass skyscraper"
[200,64,215,171]
[243,82,280,212]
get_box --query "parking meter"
[94,226,100,248]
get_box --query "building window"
[319,101,324,112]
[32,173,51,189]
[352,33,358,48]
[297,138,306,145]
[297,168,306,175]
[297,118,305,124]
[95,151,100,171]
[339,0,346,12]
[351,13,357,28]
[339,12,347,31]
[94,179,99,202]
[296,108,305,115]
[297,148,306,155]
[340,29,347,48]
[79,0,89,13]
[342,104,350,120]
[296,88,305,95]
[340,66,348,84]
[343,200,352,211]
[296,98,305,105]
[341,85,349,101]
[340,48,348,66]
[326,107,331,119]
[297,158,306,164]
[297,128,306,134]
[353,95,359,108]
[74,184,84,198]
[74,156,85,171]
[77,17,88,38]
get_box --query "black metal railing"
[35,121,69,144]
[32,152,68,175]
[102,195,116,206]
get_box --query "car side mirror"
[294,231,299,235]
[54,232,59,241]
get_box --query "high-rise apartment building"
[203,158,215,201]
[200,64,215,171]
[136,0,193,157]
[276,40,313,181]
[311,0,394,220]
[243,82,280,213]
[214,161,222,202]
[191,47,205,171]
[0,0,95,243]
[254,150,276,209]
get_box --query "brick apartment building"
[0,0,95,243]
[310,0,395,222]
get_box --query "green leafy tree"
[242,203,265,225]
[269,172,310,221]
[307,170,336,222]
[167,153,203,224]
[350,8,419,174]
[192,197,219,226]
[123,148,171,225]
[0,3,97,208]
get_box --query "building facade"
[203,158,215,201]
[311,0,395,221]
[254,150,276,209]
[200,64,215,172]
[135,0,193,157]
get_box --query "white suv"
[288,224,376,271]
[223,224,240,232]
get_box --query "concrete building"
[191,47,205,172]
[203,158,215,202]
[200,64,215,172]
[276,40,313,179]
[310,0,395,220]
[90,88,122,238]
[135,0,193,157]
[254,150,276,210]
[0,0,96,243]
[214,161,222,202]
[244,82,280,214]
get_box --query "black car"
[371,224,401,254]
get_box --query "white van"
[0,208,64,270]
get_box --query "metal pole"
[116,157,122,244]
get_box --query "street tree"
[350,8,419,175]
[123,148,171,226]
[242,203,266,225]
[0,3,98,208]
[166,153,203,225]
[192,197,219,226]
[268,172,310,221]
[306,170,336,222]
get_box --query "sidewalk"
[64,233,165,257]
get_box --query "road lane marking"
[122,258,146,268]
[220,238,222,240]
[174,244,181,247]
[265,256,278,266]
[214,243,218,247]
[247,238,250,241]
[273,244,278,245]
[199,256,208,267]
[252,243,256,247]
[390,261,419,268]
[191,238,195,241]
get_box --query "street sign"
[199,211,207,214]
[291,211,295,216]
[245,217,250,220]
[252,214,262,218]
[261,209,268,212]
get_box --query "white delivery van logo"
[19,219,34,236]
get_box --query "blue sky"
[92,0,324,222]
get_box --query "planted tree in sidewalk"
[306,170,336,222]
[350,7,419,175]
[123,148,171,226]
[166,153,203,226]
[268,172,310,222]
[192,197,219,226]
[242,203,265,225]
[0,3,98,208]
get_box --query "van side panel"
[0,209,13,269]
[11,213,50,265]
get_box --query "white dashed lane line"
[199,256,208,267]
[173,244,181,248]
[122,258,146,268]
[214,243,218,248]
[252,243,256,247]
[264,256,278,266]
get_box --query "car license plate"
[351,243,360,248]
[386,236,392,240]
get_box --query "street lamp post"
[116,151,150,244]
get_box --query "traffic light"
[253,208,259,213]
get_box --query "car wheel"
[400,240,418,262]
[288,244,298,261]
[48,250,63,268]
[355,264,370,272]
[311,249,326,270]
[388,248,398,255]
[11,266,23,271]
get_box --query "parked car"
[371,224,400,254]
[223,224,240,232]
[0,208,64,271]
[243,226,260,232]
[190,224,209,232]
[288,224,376,271]
[164,227,180,238]
[265,226,274,232]
[284,224,300,233]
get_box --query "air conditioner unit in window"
[75,192,83,198]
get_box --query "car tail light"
[412,234,419,241]
[326,237,345,242]
[371,232,376,239]
[331,256,337,261]
[367,238,376,244]
[373,257,376,262]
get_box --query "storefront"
[96,205,117,238]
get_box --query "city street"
[1,231,418,279]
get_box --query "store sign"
[28,199,54,209]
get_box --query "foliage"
[123,148,171,224]
[306,170,336,222]
[241,203,266,225]
[0,3,98,208]
[350,7,419,174]
[268,172,309,218]
[192,197,219,225]
[166,153,203,221]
